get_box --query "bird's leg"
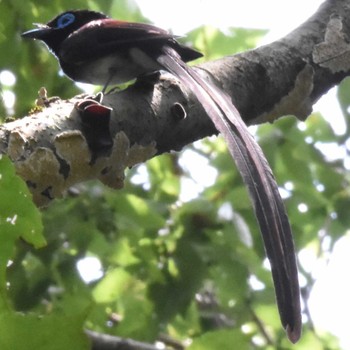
[102,67,118,94]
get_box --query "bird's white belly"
[78,49,162,86]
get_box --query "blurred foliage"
[0,0,349,349]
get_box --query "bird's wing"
[61,20,180,62]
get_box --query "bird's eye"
[57,13,75,28]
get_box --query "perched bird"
[22,10,301,342]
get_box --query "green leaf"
[188,329,250,350]
[0,155,44,248]
[304,113,337,143]
[92,267,132,303]
[0,308,89,350]
[149,238,206,323]
[106,192,165,233]
[146,154,181,202]
[0,156,45,308]
[337,76,350,129]
[186,26,267,59]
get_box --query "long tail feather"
[158,47,301,342]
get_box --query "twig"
[86,330,160,350]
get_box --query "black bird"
[22,10,301,342]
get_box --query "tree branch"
[203,0,350,124]
[86,330,161,350]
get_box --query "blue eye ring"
[57,13,75,29]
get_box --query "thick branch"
[202,0,350,125]
[0,0,349,206]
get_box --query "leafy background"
[1,0,350,349]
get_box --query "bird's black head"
[21,10,108,56]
